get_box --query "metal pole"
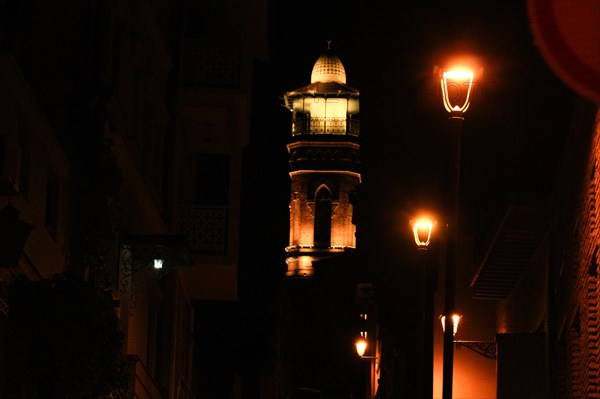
[417,249,427,399]
[421,248,434,399]
[442,116,463,399]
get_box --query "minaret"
[283,45,360,277]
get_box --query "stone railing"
[292,116,359,136]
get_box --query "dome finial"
[310,44,346,84]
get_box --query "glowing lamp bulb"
[412,218,434,248]
[355,336,368,357]
[441,314,462,336]
[153,258,164,269]
[441,69,475,115]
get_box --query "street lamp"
[440,69,475,117]
[440,313,462,336]
[355,333,378,361]
[438,61,479,399]
[436,59,481,120]
[411,215,436,399]
[153,246,165,269]
[440,314,497,359]
[355,314,378,362]
[355,333,368,357]
[355,313,379,399]
[412,216,435,249]
[119,235,190,295]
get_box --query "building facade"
[0,1,267,398]
[472,101,600,399]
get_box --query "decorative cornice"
[289,170,361,182]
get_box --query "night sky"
[239,0,576,356]
[235,1,579,314]
[255,0,576,245]
[225,1,578,395]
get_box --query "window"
[314,186,332,247]
[177,153,230,256]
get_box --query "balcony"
[181,39,241,89]
[292,116,359,137]
[471,207,550,299]
[177,206,228,257]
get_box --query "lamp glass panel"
[441,70,474,114]
[355,337,368,357]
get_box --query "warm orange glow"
[440,313,462,336]
[285,255,317,277]
[412,217,435,248]
[287,171,360,256]
[355,335,368,357]
[433,335,497,399]
[441,68,474,114]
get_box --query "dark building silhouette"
[0,0,267,397]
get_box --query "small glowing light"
[355,333,368,357]
[444,70,473,79]
[440,314,462,336]
[441,68,475,115]
[153,258,164,269]
[412,217,435,248]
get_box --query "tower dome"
[310,50,347,84]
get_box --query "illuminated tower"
[283,45,360,277]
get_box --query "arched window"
[314,186,332,247]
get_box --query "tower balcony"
[292,116,360,137]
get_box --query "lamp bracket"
[454,340,496,359]
[118,244,170,301]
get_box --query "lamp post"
[412,216,435,399]
[355,333,378,362]
[438,62,478,399]
[441,315,497,359]
[355,314,379,399]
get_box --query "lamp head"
[355,335,368,357]
[411,216,435,249]
[441,68,474,117]
[436,57,482,118]
[153,245,165,269]
[440,313,462,336]
[153,258,164,269]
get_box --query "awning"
[471,207,550,299]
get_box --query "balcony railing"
[177,206,228,256]
[181,39,241,88]
[292,116,360,137]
